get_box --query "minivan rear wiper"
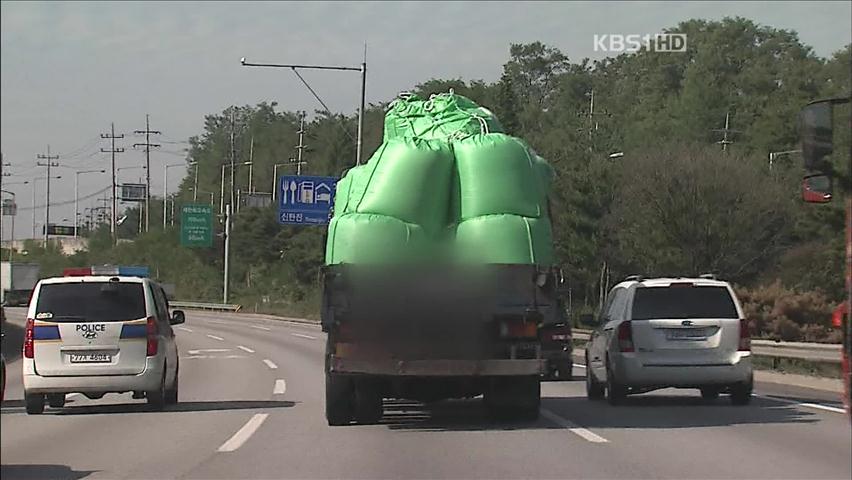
[49,315,88,322]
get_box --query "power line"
[101,123,124,244]
[36,145,60,246]
[15,185,111,212]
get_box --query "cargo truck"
[1,262,40,307]
[321,263,565,425]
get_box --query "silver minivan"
[22,271,184,413]
[585,276,753,405]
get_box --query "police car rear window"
[35,282,146,322]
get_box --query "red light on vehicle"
[738,318,751,351]
[146,316,159,356]
[500,320,538,339]
[618,321,634,352]
[63,267,92,277]
[24,318,34,358]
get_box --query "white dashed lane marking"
[273,379,287,395]
[541,409,609,443]
[251,325,271,331]
[177,327,193,333]
[263,359,278,370]
[290,333,317,340]
[754,394,846,414]
[206,334,224,341]
[237,345,255,353]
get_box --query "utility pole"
[36,145,59,247]
[229,108,237,216]
[223,203,231,303]
[101,123,124,244]
[712,112,741,152]
[193,161,199,201]
[0,153,9,251]
[248,136,254,194]
[578,89,611,153]
[296,112,307,176]
[133,114,161,232]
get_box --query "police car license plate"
[69,353,112,363]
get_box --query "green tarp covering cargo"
[325,91,554,266]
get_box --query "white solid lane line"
[237,345,255,353]
[188,349,231,354]
[251,325,271,331]
[218,414,269,452]
[177,327,193,332]
[291,333,317,340]
[273,379,287,395]
[206,334,224,341]
[754,394,846,414]
[263,359,278,370]
[541,409,609,443]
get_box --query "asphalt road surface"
[2,308,850,480]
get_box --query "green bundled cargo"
[345,138,454,235]
[455,214,554,264]
[325,213,427,264]
[452,133,542,221]
[325,91,556,267]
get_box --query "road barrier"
[170,301,242,312]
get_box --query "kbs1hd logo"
[594,33,687,53]
[77,323,105,340]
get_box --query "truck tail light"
[500,320,538,339]
[24,318,34,358]
[618,321,634,352]
[146,316,159,356]
[738,318,751,351]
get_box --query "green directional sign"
[180,204,213,248]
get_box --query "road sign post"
[180,204,213,248]
[278,175,337,225]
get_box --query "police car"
[22,266,184,414]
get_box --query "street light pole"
[240,54,367,165]
[163,163,184,228]
[223,203,231,303]
[768,149,802,170]
[193,162,199,202]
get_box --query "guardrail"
[571,328,841,364]
[170,301,242,312]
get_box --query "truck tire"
[354,379,383,425]
[25,393,45,415]
[326,373,354,426]
[700,387,720,401]
[485,376,540,421]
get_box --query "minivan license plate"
[69,353,112,363]
[666,328,707,340]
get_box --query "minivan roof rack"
[699,273,717,280]
[624,274,644,282]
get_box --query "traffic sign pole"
[223,203,231,303]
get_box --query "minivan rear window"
[631,286,738,320]
[35,282,146,322]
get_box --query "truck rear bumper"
[330,356,546,376]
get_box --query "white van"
[22,268,184,414]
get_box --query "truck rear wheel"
[354,379,383,425]
[485,376,541,421]
[326,373,354,426]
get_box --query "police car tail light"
[738,318,751,351]
[146,316,159,356]
[24,318,35,358]
[617,321,634,352]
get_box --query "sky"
[1,1,851,240]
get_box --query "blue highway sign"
[278,175,338,225]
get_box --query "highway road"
[2,308,850,480]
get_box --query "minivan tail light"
[24,318,35,358]
[738,318,751,351]
[617,321,634,352]
[146,316,159,356]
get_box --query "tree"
[604,143,794,282]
